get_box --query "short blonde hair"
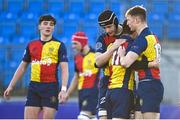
[125,5,147,22]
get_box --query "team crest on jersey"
[49,47,54,53]
[96,42,102,50]
[50,96,57,103]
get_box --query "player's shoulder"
[139,27,151,39]
[28,39,41,46]
[51,37,67,48]
[51,37,64,44]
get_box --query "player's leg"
[41,83,59,119]
[24,106,41,119]
[79,88,98,119]
[134,111,143,119]
[110,88,134,119]
[105,89,112,119]
[134,95,143,119]
[98,76,109,119]
[138,80,164,119]
[25,82,42,119]
[42,107,56,119]
[143,112,160,119]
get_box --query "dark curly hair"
[38,14,56,25]
[121,19,134,35]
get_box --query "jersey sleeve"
[95,35,106,53]
[129,37,147,55]
[58,42,68,62]
[22,44,31,62]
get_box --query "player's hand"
[58,90,68,104]
[3,86,13,100]
[111,39,126,51]
[118,45,126,57]
[149,58,160,68]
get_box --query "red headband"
[72,32,88,48]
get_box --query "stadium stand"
[0,0,2,11]
[26,0,45,15]
[1,21,17,37]
[151,0,169,14]
[6,0,24,14]
[88,0,106,14]
[47,0,65,15]
[19,21,37,38]
[68,0,85,15]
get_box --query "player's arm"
[120,50,139,68]
[58,42,69,103]
[148,59,160,68]
[95,39,126,67]
[60,62,69,92]
[95,49,114,67]
[95,35,113,67]
[4,61,29,99]
[120,50,160,69]
[58,42,69,91]
[119,37,148,68]
[66,72,79,98]
[130,59,160,70]
[59,61,69,103]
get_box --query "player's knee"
[43,112,54,119]
[24,106,40,119]
[143,112,160,119]
[42,107,56,119]
[135,111,143,119]
[78,111,91,120]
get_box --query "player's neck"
[137,23,148,35]
[82,45,90,55]
[41,35,52,42]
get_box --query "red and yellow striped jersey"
[74,48,99,90]
[130,27,161,80]
[23,38,68,83]
[108,39,135,90]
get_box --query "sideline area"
[0,97,180,119]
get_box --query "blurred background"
[0,0,180,119]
